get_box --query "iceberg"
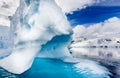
[0,0,19,26]
[0,0,72,74]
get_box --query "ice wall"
[38,35,71,58]
[0,0,19,26]
[0,0,72,74]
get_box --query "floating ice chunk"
[74,60,111,78]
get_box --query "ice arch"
[0,0,72,74]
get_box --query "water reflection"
[70,47,120,78]
[70,48,120,60]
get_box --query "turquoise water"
[15,58,109,78]
[0,58,110,78]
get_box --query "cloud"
[73,17,120,39]
[55,0,100,14]
[55,0,120,14]
[95,0,120,6]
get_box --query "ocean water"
[0,58,110,78]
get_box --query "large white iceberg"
[0,0,72,74]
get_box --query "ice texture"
[0,0,72,74]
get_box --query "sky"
[56,0,120,39]
[55,0,120,27]
[67,6,120,26]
